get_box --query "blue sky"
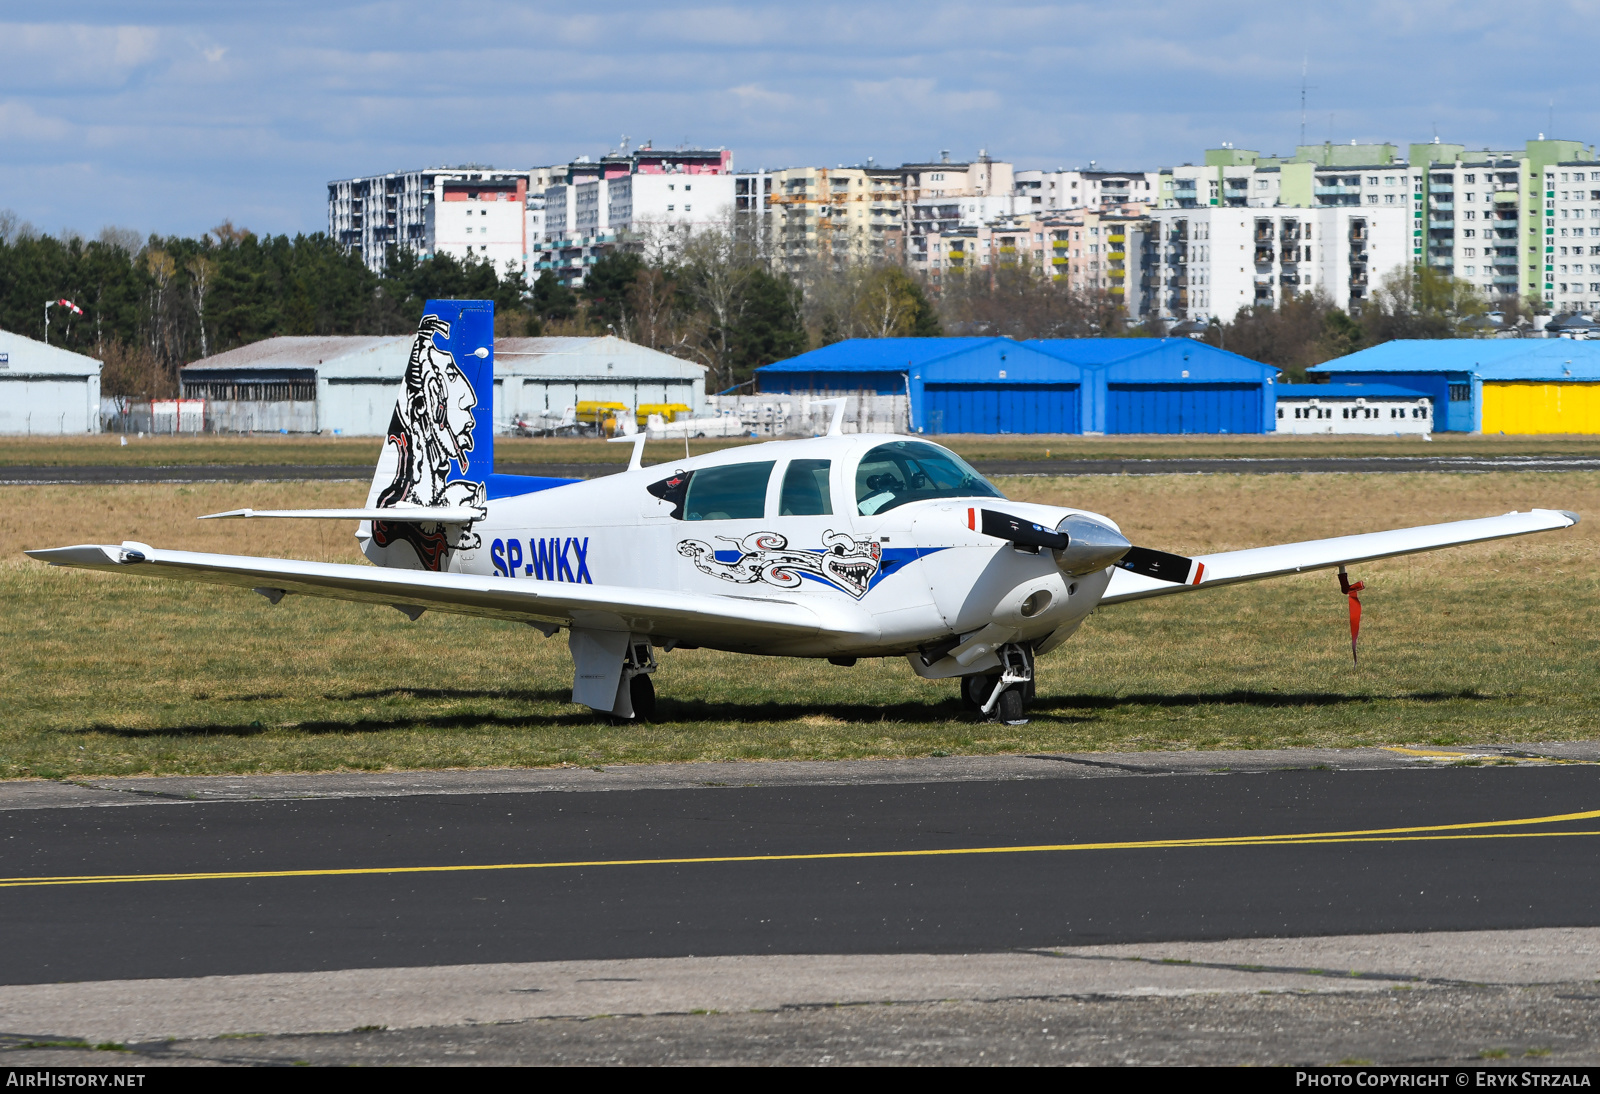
[1,1,1593,240]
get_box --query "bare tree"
[186,253,214,358]
[97,225,143,254]
[679,228,761,391]
[0,208,38,243]
[145,248,177,370]
[936,265,1125,339]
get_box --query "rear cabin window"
[854,441,1002,516]
[682,461,774,521]
[779,459,832,516]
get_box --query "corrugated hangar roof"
[1311,340,1600,380]
[757,337,999,374]
[182,333,706,383]
[182,335,410,382]
[495,335,705,379]
[1276,383,1433,399]
[1029,338,1278,382]
[759,337,1278,382]
[0,330,103,377]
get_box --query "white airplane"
[28,302,1580,723]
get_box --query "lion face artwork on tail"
[371,314,485,571]
[677,530,883,599]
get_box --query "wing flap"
[25,544,854,641]
[1101,509,1579,606]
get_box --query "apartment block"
[916,206,1148,308]
[1146,206,1409,321]
[1015,169,1160,211]
[1546,163,1600,313]
[328,167,560,274]
[532,146,734,286]
[735,152,1016,272]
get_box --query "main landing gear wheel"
[629,672,656,722]
[960,674,994,710]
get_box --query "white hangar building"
[179,334,705,435]
[0,330,103,435]
[494,336,706,431]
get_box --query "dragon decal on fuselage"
[371,314,485,571]
[677,530,882,599]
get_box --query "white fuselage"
[362,433,1116,673]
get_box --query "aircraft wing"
[1100,508,1580,606]
[24,543,853,643]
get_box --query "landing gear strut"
[613,638,658,722]
[962,644,1034,725]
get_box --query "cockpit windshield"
[854,440,1004,516]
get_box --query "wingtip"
[1561,510,1582,526]
[197,509,249,520]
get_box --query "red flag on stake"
[1338,566,1364,664]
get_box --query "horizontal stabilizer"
[199,507,486,523]
[1102,508,1579,605]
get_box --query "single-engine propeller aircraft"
[29,301,1581,723]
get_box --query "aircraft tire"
[995,687,1026,724]
[629,673,657,722]
[961,674,994,710]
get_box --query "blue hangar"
[755,337,1281,435]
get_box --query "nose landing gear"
[960,644,1034,725]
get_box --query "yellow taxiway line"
[4,809,1600,890]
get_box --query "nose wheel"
[961,644,1034,725]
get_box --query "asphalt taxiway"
[4,747,1600,1064]
[3,746,1599,989]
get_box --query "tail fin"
[360,300,496,570]
[359,300,581,572]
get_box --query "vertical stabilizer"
[360,300,495,571]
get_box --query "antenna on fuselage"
[816,397,848,437]
[608,432,648,471]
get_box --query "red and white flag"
[47,299,83,315]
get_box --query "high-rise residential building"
[1145,206,1409,321]
[328,167,564,274]
[1014,169,1160,211]
[735,164,906,270]
[329,147,734,286]
[1154,138,1600,311]
[735,152,1015,272]
[533,146,735,286]
[1546,163,1600,313]
[912,203,1149,294]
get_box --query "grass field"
[6,431,1600,468]
[3,471,1596,778]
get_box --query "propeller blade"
[978,508,1069,551]
[1116,545,1201,584]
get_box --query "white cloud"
[3,1,1598,235]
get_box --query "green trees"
[0,220,540,394]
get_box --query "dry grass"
[2,472,1596,777]
[7,431,1600,468]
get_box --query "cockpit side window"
[682,460,775,521]
[854,441,1003,516]
[779,459,832,516]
